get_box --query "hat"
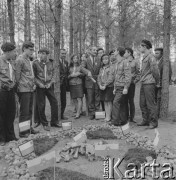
[38,47,49,54]
[141,40,152,49]
[1,42,16,52]
[22,41,34,51]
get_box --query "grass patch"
[33,137,58,156]
[38,167,101,180]
[86,128,117,139]
[124,148,157,170]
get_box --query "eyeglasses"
[140,44,146,47]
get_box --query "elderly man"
[33,48,60,131]
[0,42,18,145]
[138,40,160,129]
[81,46,102,120]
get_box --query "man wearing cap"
[33,48,60,130]
[138,40,160,129]
[15,41,39,137]
[0,42,17,145]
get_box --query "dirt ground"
[0,84,176,180]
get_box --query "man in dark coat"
[154,48,172,118]
[0,42,18,145]
[81,46,101,120]
[33,48,60,130]
[60,49,69,120]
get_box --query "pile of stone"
[0,123,176,180]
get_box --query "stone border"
[1,123,176,180]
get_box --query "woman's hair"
[125,47,134,59]
[69,54,80,67]
[80,53,88,60]
[101,54,110,66]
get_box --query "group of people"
[0,39,171,146]
[61,40,171,129]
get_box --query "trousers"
[87,88,100,116]
[36,85,58,125]
[140,84,158,123]
[0,90,16,142]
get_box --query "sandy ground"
[0,84,176,179]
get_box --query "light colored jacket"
[15,54,35,92]
[106,58,131,90]
[140,52,160,85]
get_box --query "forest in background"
[0,0,173,118]
[0,0,176,59]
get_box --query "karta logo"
[103,157,175,179]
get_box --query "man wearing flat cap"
[0,42,17,145]
[33,48,60,130]
[15,41,39,137]
[138,39,160,129]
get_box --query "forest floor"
[0,84,176,180]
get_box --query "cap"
[141,40,152,49]
[38,47,49,54]
[1,42,16,52]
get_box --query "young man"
[81,46,101,120]
[104,47,131,126]
[138,40,160,129]
[60,49,69,120]
[15,41,39,137]
[33,48,60,131]
[0,42,18,145]
[124,48,140,122]
[154,48,172,118]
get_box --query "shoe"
[137,121,149,126]
[19,132,29,138]
[130,119,136,123]
[148,121,158,129]
[80,111,86,116]
[34,122,41,128]
[74,115,80,119]
[51,123,62,128]
[0,142,5,146]
[61,116,68,120]
[89,115,95,120]
[43,125,50,131]
[31,128,39,134]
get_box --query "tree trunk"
[160,0,171,118]
[105,0,110,53]
[54,0,62,120]
[24,0,31,41]
[7,0,15,44]
[69,0,74,58]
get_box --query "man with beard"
[15,41,39,137]
[154,48,172,118]
[0,42,18,145]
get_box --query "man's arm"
[134,59,140,83]
[149,55,160,85]
[33,62,45,88]
[123,60,132,90]
[15,58,23,84]
[169,61,172,83]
